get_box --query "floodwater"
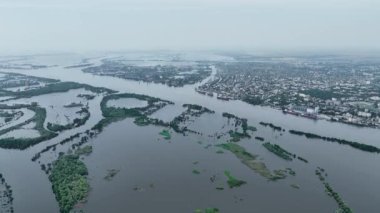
[7,88,93,127]
[106,98,148,109]
[0,54,379,213]
[0,109,35,131]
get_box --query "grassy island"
[224,170,246,188]
[159,129,171,140]
[93,93,173,131]
[262,142,295,161]
[49,155,89,213]
[217,143,288,181]
[259,122,283,131]
[289,130,380,153]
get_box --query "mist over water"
[1,0,380,54]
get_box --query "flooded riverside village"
[0,53,379,213]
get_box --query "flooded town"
[0,53,379,213]
[1,0,379,212]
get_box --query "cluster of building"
[83,60,212,87]
[197,57,380,128]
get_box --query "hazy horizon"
[1,0,379,54]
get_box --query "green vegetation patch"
[47,108,90,132]
[133,116,151,126]
[289,129,380,153]
[0,173,14,213]
[49,155,89,213]
[297,156,309,163]
[159,129,171,140]
[303,89,344,100]
[247,126,257,131]
[0,77,114,149]
[194,208,220,213]
[259,122,283,131]
[222,112,252,140]
[255,136,265,141]
[224,170,246,188]
[217,143,287,181]
[10,81,113,98]
[315,168,353,213]
[101,93,171,118]
[228,130,249,142]
[262,142,295,161]
[64,102,84,108]
[104,169,120,181]
[183,104,214,113]
[77,94,96,100]
[192,169,201,175]
[94,93,172,132]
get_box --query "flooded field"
[106,98,148,109]
[0,54,379,213]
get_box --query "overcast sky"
[0,0,379,54]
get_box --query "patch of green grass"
[133,116,150,126]
[224,170,246,188]
[217,143,287,181]
[192,169,200,175]
[194,208,220,213]
[159,129,171,140]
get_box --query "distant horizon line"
[1,48,380,58]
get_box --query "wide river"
[1,54,379,213]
